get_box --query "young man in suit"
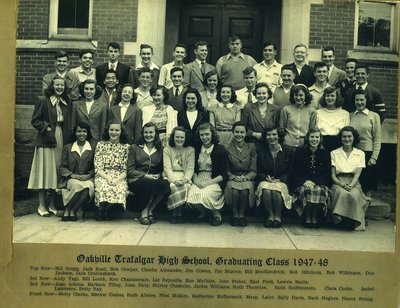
[286,43,315,87]
[165,67,188,112]
[132,44,160,88]
[158,44,187,89]
[344,63,385,122]
[97,69,119,109]
[70,49,96,83]
[216,35,257,90]
[96,42,132,89]
[322,46,346,87]
[184,41,215,91]
[253,41,282,91]
[42,51,80,101]
[336,58,358,99]
[235,67,258,109]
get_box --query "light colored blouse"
[330,147,365,174]
[317,107,350,136]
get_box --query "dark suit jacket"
[177,110,210,146]
[58,140,96,188]
[97,89,118,109]
[343,84,385,121]
[108,104,143,144]
[71,99,108,141]
[290,147,331,189]
[194,143,228,189]
[31,96,72,148]
[287,63,315,87]
[256,143,294,184]
[328,66,346,88]
[96,62,133,89]
[241,102,278,143]
[184,60,215,91]
[166,86,188,112]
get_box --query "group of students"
[27,39,383,231]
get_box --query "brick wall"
[310,0,398,119]
[16,0,138,105]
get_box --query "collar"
[50,95,67,106]
[217,102,234,108]
[173,85,183,92]
[135,87,150,96]
[309,83,330,92]
[119,102,130,108]
[201,144,214,154]
[135,62,159,70]
[269,144,283,153]
[172,61,185,68]
[141,144,157,156]
[195,59,205,66]
[56,71,67,78]
[356,82,368,90]
[106,88,116,95]
[354,108,369,116]
[226,53,245,60]
[261,60,278,68]
[71,141,92,156]
[78,66,94,74]
[108,61,119,68]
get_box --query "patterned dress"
[94,141,130,208]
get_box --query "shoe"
[37,208,50,217]
[264,219,273,228]
[273,220,282,228]
[148,215,156,224]
[48,207,62,217]
[210,216,222,226]
[230,217,239,226]
[61,216,70,221]
[95,208,104,221]
[169,216,178,224]
[238,217,247,227]
[139,217,151,225]
[304,221,312,228]
[69,215,78,222]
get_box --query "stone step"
[366,198,391,219]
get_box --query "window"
[354,1,399,51]
[49,0,93,39]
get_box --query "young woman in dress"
[142,85,177,146]
[316,86,350,152]
[241,82,278,144]
[279,84,317,148]
[108,83,142,144]
[28,75,72,217]
[71,79,107,141]
[349,89,381,195]
[127,122,171,225]
[187,122,228,226]
[199,70,220,109]
[94,122,130,221]
[208,85,241,147]
[291,128,331,228]
[177,88,210,146]
[59,122,96,221]
[329,126,370,230]
[163,127,195,223]
[256,126,295,228]
[225,122,257,227]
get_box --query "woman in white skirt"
[163,127,195,223]
[187,122,228,226]
[28,75,72,217]
[256,126,295,228]
[58,122,96,221]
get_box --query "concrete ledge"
[16,39,98,52]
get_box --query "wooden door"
[180,2,264,65]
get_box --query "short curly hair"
[168,126,190,147]
[338,126,360,146]
[195,122,220,146]
[78,79,103,100]
[216,84,237,103]
[261,126,285,145]
[149,85,169,102]
[319,86,343,108]
[289,84,313,106]
[115,83,137,105]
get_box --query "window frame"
[49,0,94,40]
[354,0,399,53]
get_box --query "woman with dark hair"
[94,122,130,221]
[241,82,278,144]
[127,122,171,225]
[291,128,331,227]
[256,126,294,228]
[279,84,317,148]
[177,88,210,146]
[108,83,142,144]
[349,89,381,195]
[163,126,195,223]
[225,122,257,227]
[59,122,96,221]
[142,85,177,146]
[316,86,349,152]
[329,126,370,230]
[199,70,220,109]
[208,84,241,146]
[187,122,228,226]
[71,79,107,141]
[28,75,73,217]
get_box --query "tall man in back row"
[321,46,346,87]
[216,35,257,90]
[286,43,315,87]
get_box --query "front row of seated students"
[28,77,375,230]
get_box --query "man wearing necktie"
[235,67,257,109]
[166,67,188,112]
[336,58,358,99]
[321,46,346,87]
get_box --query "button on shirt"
[253,60,282,90]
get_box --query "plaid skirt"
[167,182,191,210]
[293,185,330,216]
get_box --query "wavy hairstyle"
[44,75,70,100]
[102,121,128,144]
[78,79,103,100]
[304,127,323,149]
[338,126,360,146]
[182,88,203,111]
[319,86,343,108]
[195,122,220,146]
[137,122,162,150]
[168,126,190,148]
[115,83,137,105]
[71,122,93,142]
[261,126,285,145]
[216,84,237,103]
[289,84,313,106]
